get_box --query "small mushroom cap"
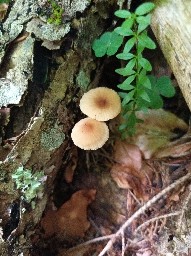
[71,118,109,150]
[80,87,121,121]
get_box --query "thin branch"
[67,234,114,253]
[128,189,142,205]
[98,172,191,256]
[121,230,125,256]
[135,211,181,233]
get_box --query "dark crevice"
[4,41,53,139]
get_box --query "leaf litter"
[34,108,191,256]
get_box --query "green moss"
[47,0,64,25]
[41,123,65,151]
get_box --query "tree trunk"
[0,1,116,254]
[151,0,191,110]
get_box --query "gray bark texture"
[0,0,116,254]
[151,0,191,110]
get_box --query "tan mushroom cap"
[80,87,121,121]
[71,117,109,150]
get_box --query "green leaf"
[118,83,134,91]
[139,90,150,102]
[121,17,135,30]
[139,57,152,71]
[107,32,123,56]
[118,92,129,98]
[137,23,149,34]
[124,102,134,112]
[146,76,164,108]
[115,67,135,76]
[126,58,136,70]
[116,52,135,60]
[122,90,135,105]
[115,58,136,76]
[156,76,176,97]
[147,89,163,108]
[114,9,131,18]
[138,32,156,49]
[136,14,151,25]
[92,31,123,57]
[123,37,136,53]
[92,32,111,57]
[117,74,136,90]
[137,42,145,54]
[148,75,157,85]
[120,112,137,136]
[115,16,135,36]
[136,14,151,33]
[114,27,134,36]
[135,2,155,16]
[138,70,151,89]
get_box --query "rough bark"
[151,0,191,110]
[0,1,116,254]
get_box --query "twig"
[98,172,191,256]
[128,189,142,205]
[121,230,125,256]
[67,234,114,252]
[135,211,181,233]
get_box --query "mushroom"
[79,87,121,121]
[71,117,109,150]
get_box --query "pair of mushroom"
[71,87,121,150]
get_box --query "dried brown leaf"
[114,141,142,171]
[127,109,188,159]
[111,141,152,200]
[154,139,191,158]
[111,163,149,200]
[41,189,96,239]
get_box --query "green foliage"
[0,0,10,3]
[47,0,64,25]
[92,31,123,57]
[92,2,175,137]
[12,166,45,207]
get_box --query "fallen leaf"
[111,141,152,201]
[41,189,96,239]
[111,164,149,200]
[154,137,191,158]
[127,109,188,159]
[114,141,142,171]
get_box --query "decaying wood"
[151,0,191,110]
[0,0,115,254]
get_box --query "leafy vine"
[92,2,175,137]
